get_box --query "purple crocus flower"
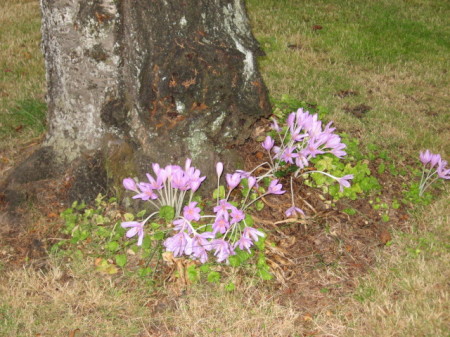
[226,172,241,190]
[291,128,307,142]
[173,218,190,233]
[267,179,285,195]
[187,232,215,263]
[183,201,201,221]
[419,150,432,165]
[121,221,145,246]
[430,153,442,168]
[242,227,265,242]
[234,235,253,253]
[285,206,305,218]
[213,199,233,219]
[229,207,245,225]
[280,146,299,164]
[146,173,163,190]
[295,153,309,169]
[262,136,275,151]
[171,170,189,190]
[271,119,281,132]
[286,112,296,128]
[123,178,137,191]
[338,174,354,192]
[304,139,325,158]
[212,239,234,262]
[133,183,158,201]
[212,215,230,234]
[164,231,191,257]
[437,160,450,179]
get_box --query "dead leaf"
[379,229,392,245]
[312,25,323,31]
[303,313,313,321]
[95,258,118,274]
[255,151,264,160]
[68,329,80,337]
[191,102,208,111]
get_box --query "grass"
[0,0,449,336]
[247,0,450,155]
[0,0,45,146]
[314,195,450,336]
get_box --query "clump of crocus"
[121,108,354,265]
[418,150,449,196]
[122,160,282,263]
[258,108,353,216]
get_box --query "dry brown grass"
[0,258,306,337]
[314,194,450,337]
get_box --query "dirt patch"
[239,137,410,314]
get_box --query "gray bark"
[4,0,270,207]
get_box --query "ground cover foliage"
[0,0,449,336]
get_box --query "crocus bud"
[123,178,137,191]
[185,158,192,171]
[248,176,256,189]
[216,162,224,178]
[262,136,275,151]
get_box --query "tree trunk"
[3,0,270,207]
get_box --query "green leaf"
[225,282,235,292]
[254,233,266,251]
[187,265,199,283]
[138,267,152,277]
[96,227,110,238]
[115,254,127,267]
[244,214,254,227]
[136,210,147,218]
[106,241,120,252]
[258,268,273,280]
[207,271,221,283]
[124,213,134,221]
[228,255,241,267]
[343,208,357,215]
[199,264,211,273]
[159,206,175,222]
[141,236,152,249]
[152,231,165,241]
[255,200,265,211]
[213,185,226,199]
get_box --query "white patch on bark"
[175,100,186,114]
[180,16,187,27]
[222,0,255,83]
[211,112,226,133]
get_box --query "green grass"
[0,0,45,141]
[247,0,450,154]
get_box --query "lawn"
[0,0,449,336]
